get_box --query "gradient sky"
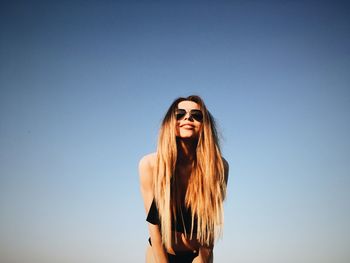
[1,1,349,262]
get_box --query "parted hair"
[154,95,227,249]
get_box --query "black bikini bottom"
[148,237,199,263]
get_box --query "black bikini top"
[146,198,198,234]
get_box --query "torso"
[168,161,199,254]
[143,153,205,255]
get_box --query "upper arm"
[139,153,156,214]
[139,153,168,258]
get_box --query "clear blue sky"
[1,1,349,262]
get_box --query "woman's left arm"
[194,158,228,263]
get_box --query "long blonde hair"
[154,95,226,249]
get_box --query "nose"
[183,112,193,121]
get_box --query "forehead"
[177,100,200,110]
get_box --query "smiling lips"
[180,123,195,129]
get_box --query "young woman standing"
[139,95,229,263]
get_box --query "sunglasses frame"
[175,108,204,122]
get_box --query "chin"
[178,133,198,139]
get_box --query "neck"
[176,138,197,164]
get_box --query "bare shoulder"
[139,152,157,172]
[138,152,157,190]
[139,153,157,211]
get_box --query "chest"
[173,164,192,202]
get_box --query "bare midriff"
[166,231,201,255]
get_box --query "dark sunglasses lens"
[175,109,186,120]
[190,110,203,121]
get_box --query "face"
[175,100,203,139]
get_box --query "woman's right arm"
[139,154,169,263]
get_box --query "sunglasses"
[175,109,203,122]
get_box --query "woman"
[139,95,229,263]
